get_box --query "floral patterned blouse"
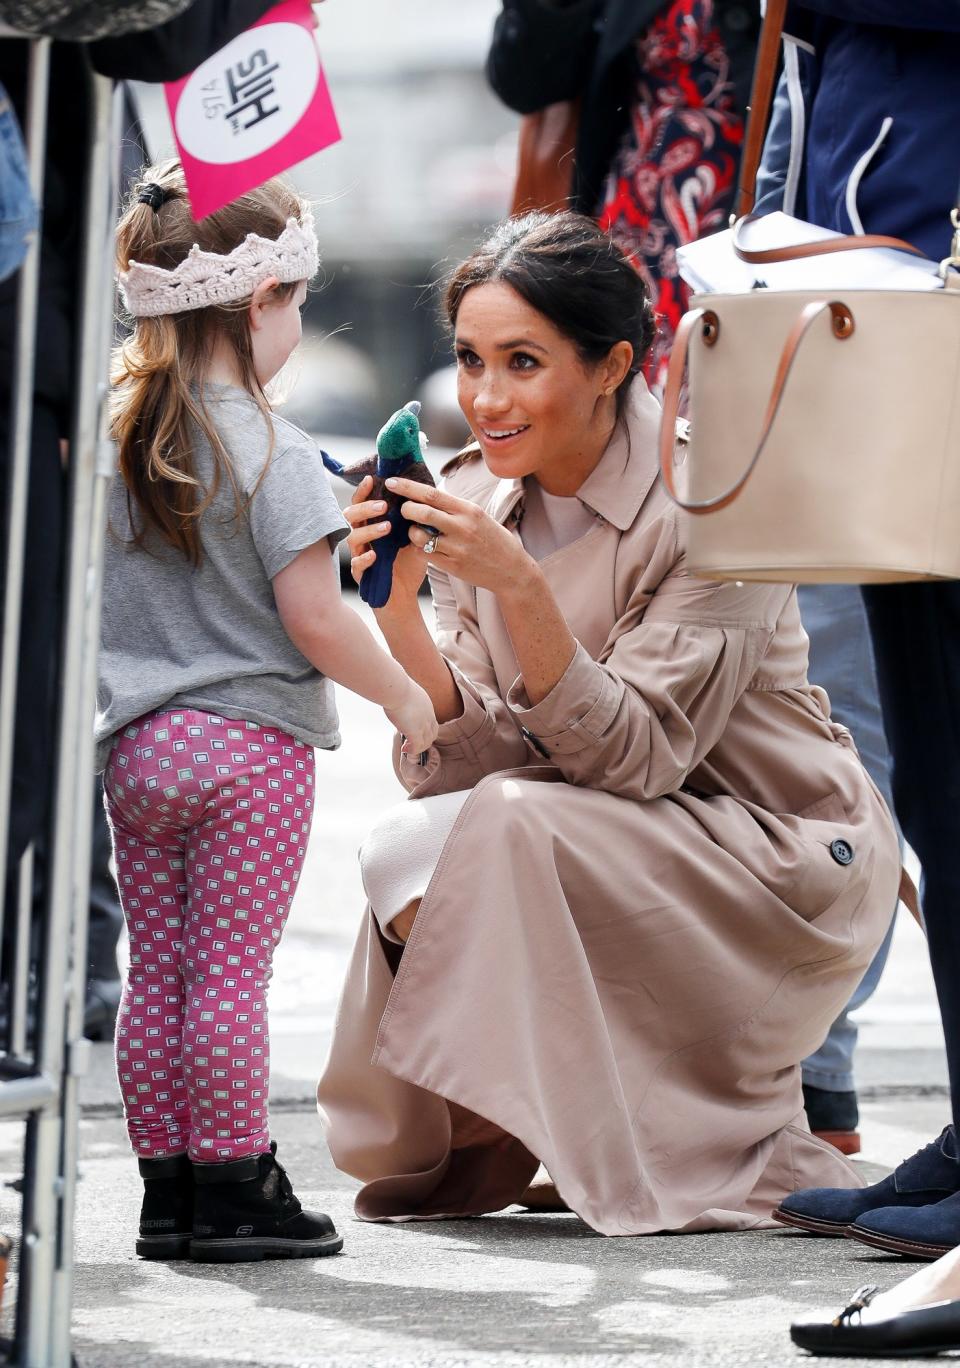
[597,0,745,396]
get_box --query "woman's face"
[454,281,625,495]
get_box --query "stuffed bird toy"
[321,400,437,609]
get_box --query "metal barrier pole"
[0,38,49,943]
[15,56,120,1368]
[10,845,34,1058]
[0,38,55,1368]
[48,69,123,1368]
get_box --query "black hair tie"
[137,182,171,212]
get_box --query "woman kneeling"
[317,212,899,1237]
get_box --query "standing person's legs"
[106,755,191,1159]
[105,728,196,1259]
[178,718,315,1162]
[799,584,898,1147]
[799,581,960,1256]
[863,582,960,1128]
[774,583,960,1244]
[109,711,316,1160]
[105,710,339,1261]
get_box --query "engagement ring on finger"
[423,534,440,555]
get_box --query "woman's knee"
[388,899,421,944]
[467,776,558,855]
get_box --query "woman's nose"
[473,379,511,417]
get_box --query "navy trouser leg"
[863,582,960,1135]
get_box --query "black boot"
[191,1142,343,1263]
[136,1152,193,1260]
[802,1082,861,1155]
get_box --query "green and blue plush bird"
[321,400,437,608]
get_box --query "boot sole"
[189,1233,344,1263]
[845,1224,951,1261]
[136,1233,193,1261]
[772,1205,851,1237]
[814,1129,861,1156]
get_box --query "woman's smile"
[477,422,531,449]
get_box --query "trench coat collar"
[485,376,663,532]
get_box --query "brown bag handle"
[734,0,788,218]
[899,865,924,931]
[733,213,925,263]
[658,299,856,514]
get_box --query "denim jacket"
[754,1,960,262]
[0,81,36,284]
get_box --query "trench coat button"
[830,838,855,866]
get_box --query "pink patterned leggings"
[104,710,315,1162]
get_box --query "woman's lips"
[478,424,530,450]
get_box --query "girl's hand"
[385,677,439,757]
[344,476,428,607]
[385,477,533,598]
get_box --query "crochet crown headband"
[119,209,319,318]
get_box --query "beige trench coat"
[317,381,900,1236]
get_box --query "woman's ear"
[599,340,635,395]
[248,275,281,332]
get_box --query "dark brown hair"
[111,159,306,565]
[444,211,656,410]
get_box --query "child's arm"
[273,539,437,756]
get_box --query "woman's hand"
[344,476,428,609]
[385,477,534,599]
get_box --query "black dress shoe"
[791,1284,960,1357]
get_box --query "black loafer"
[791,1284,960,1357]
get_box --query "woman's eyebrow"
[455,335,549,354]
[497,337,548,353]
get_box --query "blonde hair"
[111,159,307,565]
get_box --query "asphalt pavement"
[0,597,949,1367]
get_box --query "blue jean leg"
[798,584,899,1093]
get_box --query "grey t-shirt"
[95,384,349,770]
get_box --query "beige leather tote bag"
[658,0,960,584]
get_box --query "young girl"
[98,160,437,1264]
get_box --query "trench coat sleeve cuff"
[431,663,501,757]
[506,642,623,756]
[395,663,514,795]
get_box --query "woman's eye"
[511,352,538,371]
[455,347,481,368]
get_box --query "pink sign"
[164,0,341,221]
